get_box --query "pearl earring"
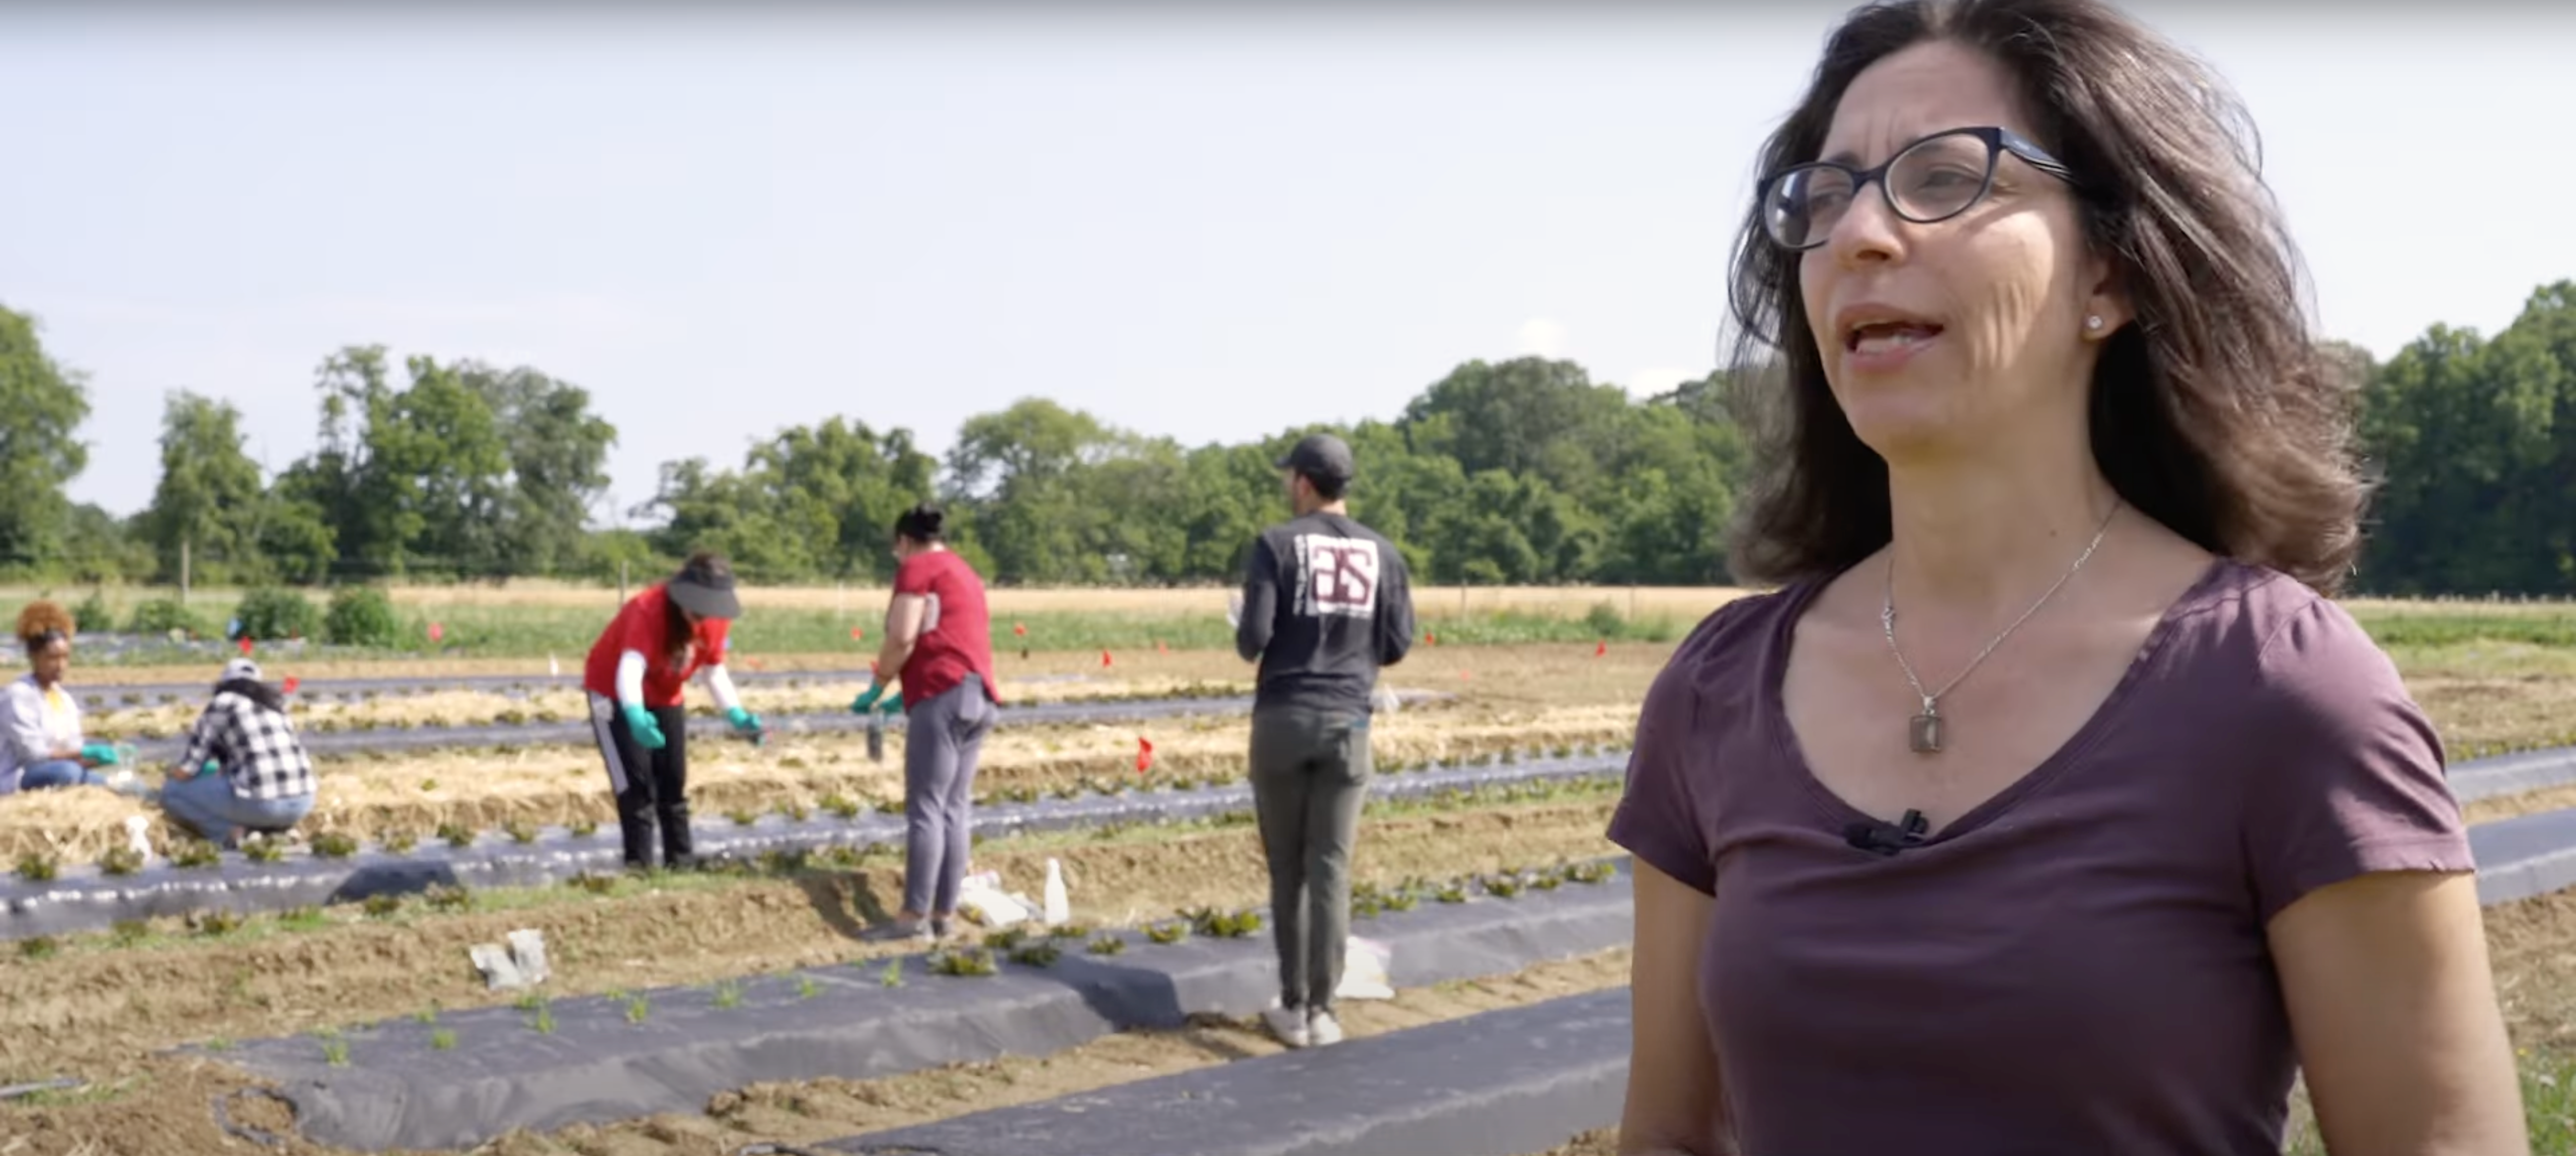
[2085,314,2105,333]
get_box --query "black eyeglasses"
[1757,125,2078,252]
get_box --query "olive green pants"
[1247,705,1373,1012]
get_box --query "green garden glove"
[200,759,220,777]
[80,742,119,766]
[850,683,889,714]
[876,694,904,716]
[727,706,764,741]
[620,703,667,751]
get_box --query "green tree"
[0,305,93,574]
[142,391,268,587]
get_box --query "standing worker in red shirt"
[851,503,1001,943]
[584,551,765,871]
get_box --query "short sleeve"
[699,617,731,666]
[1606,608,1739,896]
[616,589,664,656]
[2241,596,2474,925]
[893,554,934,597]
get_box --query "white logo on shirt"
[1292,534,1379,619]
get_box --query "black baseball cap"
[1275,433,1355,483]
[667,554,742,620]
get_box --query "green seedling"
[1530,873,1563,892]
[1568,861,1616,885]
[927,947,999,977]
[1086,934,1127,956]
[875,798,905,816]
[425,884,473,913]
[171,840,221,870]
[878,958,905,988]
[1009,941,1062,968]
[526,999,556,1035]
[206,1036,235,1052]
[1435,883,1469,904]
[796,973,821,1000]
[418,779,439,794]
[1048,922,1090,941]
[378,828,419,853]
[568,818,599,838]
[1144,922,1189,945]
[413,1004,441,1025]
[321,1038,350,1067]
[503,819,538,845]
[98,846,144,876]
[625,994,652,1025]
[1481,874,1525,899]
[437,822,476,848]
[19,935,59,960]
[820,793,861,820]
[567,871,618,895]
[431,1028,457,1050]
[111,919,148,945]
[712,979,744,1010]
[513,990,544,1012]
[774,800,811,822]
[982,927,1029,953]
[362,893,404,918]
[309,831,359,858]
[191,909,245,937]
[15,852,60,882]
[240,837,285,863]
[728,808,759,828]
[279,905,327,930]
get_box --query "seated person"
[0,600,118,795]
[161,658,318,847]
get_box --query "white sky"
[4,3,2567,520]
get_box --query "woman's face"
[30,637,68,686]
[1796,40,2116,460]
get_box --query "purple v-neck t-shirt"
[1607,559,2475,1155]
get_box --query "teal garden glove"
[620,703,667,750]
[80,741,119,766]
[727,706,764,742]
[850,683,890,714]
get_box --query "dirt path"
[0,795,1620,1076]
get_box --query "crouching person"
[161,658,317,848]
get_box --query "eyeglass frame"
[1756,125,2081,252]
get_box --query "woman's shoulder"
[1635,583,1814,734]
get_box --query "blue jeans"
[20,759,106,790]
[162,772,314,848]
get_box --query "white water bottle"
[1042,858,1071,925]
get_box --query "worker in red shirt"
[850,503,1001,941]
[583,551,764,871]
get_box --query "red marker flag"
[1425,630,1438,646]
[1155,639,1168,655]
[1101,649,1113,669]
[850,625,866,641]
[1013,622,1028,637]
[427,622,445,643]
[282,676,300,695]
[237,636,254,657]
[1136,736,1156,773]
[1595,639,1608,657]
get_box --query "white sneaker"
[1307,1008,1344,1046]
[1262,1003,1310,1048]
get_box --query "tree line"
[1,280,2571,596]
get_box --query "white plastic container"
[1042,858,1071,925]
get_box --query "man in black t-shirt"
[1233,432,1415,1049]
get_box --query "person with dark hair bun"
[0,600,117,795]
[1607,1,2524,1152]
[581,550,764,871]
[851,501,1000,943]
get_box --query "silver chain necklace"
[1881,500,2122,755]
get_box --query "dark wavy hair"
[1723,0,2367,595]
[893,503,946,545]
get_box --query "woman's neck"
[1883,437,2122,625]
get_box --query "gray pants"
[903,675,996,918]
[1248,705,1372,1013]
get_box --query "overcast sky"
[5,2,2567,521]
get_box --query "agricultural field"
[3,585,2576,1154]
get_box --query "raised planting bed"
[110,688,1446,763]
[69,669,1095,711]
[821,985,1630,1156]
[2452,746,2576,803]
[0,748,1625,940]
[209,859,1637,1151]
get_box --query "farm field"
[3,588,2576,1154]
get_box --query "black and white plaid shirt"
[177,690,317,800]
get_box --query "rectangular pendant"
[1908,712,1943,754]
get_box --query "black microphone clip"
[1843,808,1929,857]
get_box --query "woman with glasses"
[1607,2,2525,1153]
[582,551,764,872]
[0,600,117,795]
